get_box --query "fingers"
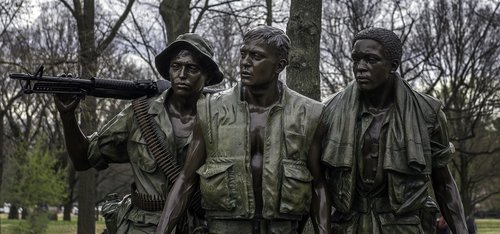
[54,94,80,113]
[54,72,79,114]
[58,73,74,78]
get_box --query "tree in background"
[287,0,323,100]
[3,138,67,233]
[57,0,134,232]
[0,0,27,205]
[159,0,191,43]
[414,0,500,217]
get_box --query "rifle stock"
[9,66,171,100]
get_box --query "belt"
[130,184,165,211]
[351,195,392,213]
[208,218,298,234]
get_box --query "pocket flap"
[283,161,313,182]
[196,163,233,179]
[285,130,305,156]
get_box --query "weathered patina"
[321,27,468,234]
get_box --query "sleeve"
[430,109,455,168]
[87,104,133,169]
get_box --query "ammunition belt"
[132,96,204,215]
[131,189,166,211]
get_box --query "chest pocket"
[279,159,313,215]
[128,130,157,173]
[196,162,235,211]
[284,130,306,160]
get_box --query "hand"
[54,73,81,114]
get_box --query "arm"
[430,110,467,234]
[431,166,467,234]
[307,122,331,234]
[156,121,207,234]
[54,95,92,170]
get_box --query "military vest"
[196,83,323,220]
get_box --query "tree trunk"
[266,0,272,26]
[63,165,76,221]
[76,0,98,232]
[21,207,28,219]
[459,153,472,217]
[286,0,322,101]
[8,204,19,219]
[159,0,191,44]
[0,113,4,193]
[77,170,97,233]
[59,0,133,231]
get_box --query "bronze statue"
[156,26,330,234]
[321,27,468,233]
[55,33,223,234]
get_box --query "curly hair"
[243,25,291,61]
[353,28,402,64]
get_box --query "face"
[351,39,396,91]
[239,40,286,88]
[169,50,207,97]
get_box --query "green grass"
[476,219,500,234]
[1,213,499,233]
[0,213,106,234]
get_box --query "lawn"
[0,214,106,234]
[1,214,499,233]
[476,219,500,234]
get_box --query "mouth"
[240,71,252,79]
[175,83,190,89]
[356,76,371,83]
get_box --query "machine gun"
[9,66,171,100]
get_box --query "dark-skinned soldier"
[156,26,331,234]
[321,27,468,233]
[55,33,223,234]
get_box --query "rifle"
[9,66,171,100]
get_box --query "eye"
[367,56,380,64]
[252,53,262,60]
[188,65,200,73]
[170,63,180,70]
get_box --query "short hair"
[353,28,402,64]
[243,26,291,60]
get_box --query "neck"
[242,80,280,108]
[361,76,395,109]
[167,92,200,115]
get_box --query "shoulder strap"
[131,96,204,215]
[132,96,180,183]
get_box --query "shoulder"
[323,82,356,109]
[283,86,324,123]
[205,85,236,103]
[284,86,323,110]
[412,89,444,124]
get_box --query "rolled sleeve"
[431,109,455,168]
[87,105,133,169]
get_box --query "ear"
[203,73,211,86]
[390,60,399,74]
[275,59,288,74]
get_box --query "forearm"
[311,182,331,234]
[432,167,468,234]
[59,112,92,170]
[156,173,197,234]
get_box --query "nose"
[354,60,368,72]
[241,54,251,67]
[179,66,187,79]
